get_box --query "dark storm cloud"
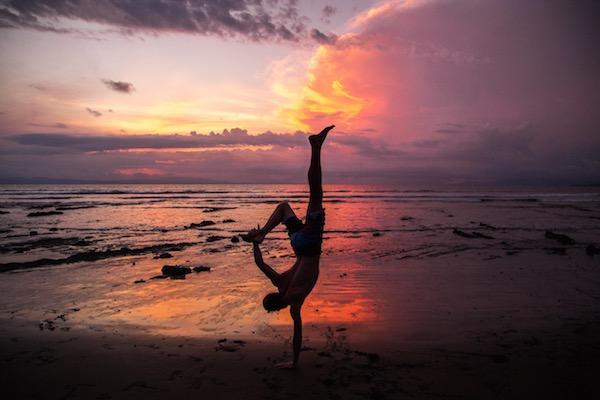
[102,79,134,93]
[0,0,324,43]
[85,108,102,117]
[310,28,337,45]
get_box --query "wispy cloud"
[321,5,336,23]
[102,79,134,94]
[310,29,337,45]
[85,107,102,117]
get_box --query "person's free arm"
[253,242,280,286]
[290,303,302,367]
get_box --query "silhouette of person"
[242,124,334,368]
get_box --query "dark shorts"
[283,209,325,257]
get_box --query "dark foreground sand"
[2,311,600,400]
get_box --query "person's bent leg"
[242,202,296,243]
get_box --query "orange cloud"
[276,28,411,137]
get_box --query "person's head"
[262,292,287,312]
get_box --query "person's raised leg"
[241,202,296,243]
[306,125,334,216]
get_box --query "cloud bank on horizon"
[1,0,599,184]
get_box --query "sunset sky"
[1,0,599,184]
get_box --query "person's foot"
[240,228,265,243]
[309,125,335,147]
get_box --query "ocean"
[1,184,599,343]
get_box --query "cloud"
[322,5,336,18]
[321,5,336,23]
[27,122,69,129]
[102,79,134,93]
[0,0,325,43]
[6,128,384,154]
[310,29,337,45]
[85,107,102,117]
[274,0,600,183]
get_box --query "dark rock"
[49,227,59,232]
[27,211,63,217]
[453,229,493,239]
[134,279,145,284]
[586,244,600,256]
[29,231,38,236]
[206,235,227,242]
[400,216,413,221]
[479,222,497,229]
[161,265,192,277]
[0,241,196,273]
[544,230,575,245]
[230,235,240,243]
[0,210,9,214]
[453,229,474,238]
[203,207,236,213]
[222,219,236,223]
[153,253,173,259]
[372,232,382,237]
[192,265,211,273]
[471,232,494,239]
[216,344,240,352]
[187,220,216,229]
[150,275,168,280]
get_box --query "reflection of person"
[242,125,334,368]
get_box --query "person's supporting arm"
[290,303,302,367]
[253,242,280,286]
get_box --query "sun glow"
[277,46,367,132]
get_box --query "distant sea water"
[1,184,600,269]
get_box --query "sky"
[0,0,599,185]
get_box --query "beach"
[1,184,600,399]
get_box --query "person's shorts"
[283,209,325,257]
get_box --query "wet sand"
[2,248,600,399]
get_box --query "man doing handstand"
[242,124,334,368]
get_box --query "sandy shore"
[2,309,599,400]
[2,247,600,399]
